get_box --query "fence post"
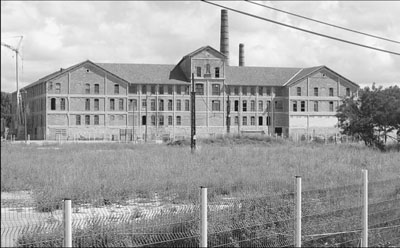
[362,170,368,247]
[200,186,207,247]
[295,176,302,248]
[63,198,72,247]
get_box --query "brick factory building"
[11,10,359,141]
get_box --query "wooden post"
[200,187,207,247]
[295,176,302,247]
[63,198,72,247]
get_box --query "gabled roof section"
[226,66,302,86]
[183,45,227,60]
[96,63,190,85]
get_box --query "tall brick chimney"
[239,43,245,67]
[220,9,229,65]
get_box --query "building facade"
[11,45,359,141]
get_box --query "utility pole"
[226,91,230,134]
[145,95,148,142]
[191,73,196,153]
[132,100,135,143]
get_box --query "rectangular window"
[51,98,56,110]
[329,88,334,96]
[234,100,239,112]
[94,115,99,125]
[167,85,173,95]
[266,87,272,96]
[258,87,263,96]
[215,67,220,78]
[250,116,255,126]
[242,100,247,112]
[119,99,124,111]
[159,115,164,126]
[142,116,147,125]
[76,115,81,125]
[250,100,255,111]
[212,84,220,95]
[159,99,164,111]
[94,99,99,111]
[60,98,66,110]
[141,99,147,110]
[129,84,137,94]
[168,100,173,111]
[346,88,351,96]
[176,116,182,126]
[185,100,190,111]
[176,100,181,111]
[314,87,318,96]
[293,101,297,112]
[56,83,61,94]
[85,115,90,125]
[142,85,146,94]
[196,67,201,77]
[168,116,173,125]
[85,99,90,111]
[234,87,239,96]
[242,116,247,126]
[151,115,156,125]
[114,84,119,94]
[110,99,115,111]
[258,101,263,112]
[159,85,164,95]
[212,100,220,111]
[258,116,263,126]
[95,84,100,94]
[234,116,238,125]
[329,101,334,112]
[176,85,181,95]
[301,101,305,112]
[85,84,90,94]
[150,99,156,111]
[196,84,204,95]
[314,101,319,112]
[151,85,156,94]
[266,116,271,126]
[297,87,301,96]
[242,87,247,95]
[250,87,256,96]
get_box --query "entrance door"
[275,127,282,136]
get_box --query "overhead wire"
[246,0,400,45]
[202,0,400,56]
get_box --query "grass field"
[1,136,399,210]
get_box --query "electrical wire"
[246,0,400,45]
[202,0,400,56]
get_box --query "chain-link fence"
[1,174,399,247]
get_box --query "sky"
[1,1,400,93]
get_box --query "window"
[196,84,204,95]
[205,64,211,75]
[159,85,164,95]
[48,82,53,91]
[250,87,256,96]
[196,67,201,77]
[176,85,181,95]
[293,101,297,112]
[94,99,99,111]
[110,99,115,111]
[251,116,255,126]
[258,87,263,96]
[95,84,100,94]
[329,88,334,96]
[184,86,190,95]
[266,116,271,126]
[56,83,61,94]
[242,87,247,95]
[234,116,238,125]
[275,100,283,111]
[258,116,263,126]
[159,115,164,126]
[129,84,137,94]
[119,99,124,111]
[142,85,146,94]
[151,85,156,94]
[151,115,156,125]
[94,115,99,125]
[85,99,90,111]
[168,116,173,125]
[141,99,147,110]
[76,115,81,125]
[85,115,90,125]
[212,100,220,111]
[266,87,272,96]
[176,116,182,125]
[314,87,318,96]
[329,101,334,112]
[159,99,164,111]
[215,67,220,78]
[234,87,239,96]
[60,98,65,110]
[168,100,173,111]
[176,100,181,111]
[167,85,173,95]
[150,99,156,111]
[266,101,271,111]
[258,101,263,112]
[85,84,90,94]
[301,101,305,112]
[142,116,147,125]
[297,87,301,96]
[114,84,119,94]
[346,88,351,96]
[234,100,239,112]
[250,100,255,111]
[242,100,247,112]
[314,101,319,112]
[242,116,247,126]
[212,84,220,95]
[185,100,190,111]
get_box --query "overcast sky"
[1,1,400,93]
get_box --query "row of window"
[296,87,351,97]
[196,65,220,78]
[291,101,335,112]
[75,115,184,126]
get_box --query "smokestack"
[239,43,245,67]
[220,9,229,65]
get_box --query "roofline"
[283,68,303,86]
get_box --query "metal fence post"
[200,187,207,247]
[63,198,72,247]
[362,170,368,247]
[295,176,302,248]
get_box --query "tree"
[336,84,400,151]
[1,92,12,127]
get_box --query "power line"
[202,1,400,56]
[246,0,400,45]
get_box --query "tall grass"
[1,139,399,210]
